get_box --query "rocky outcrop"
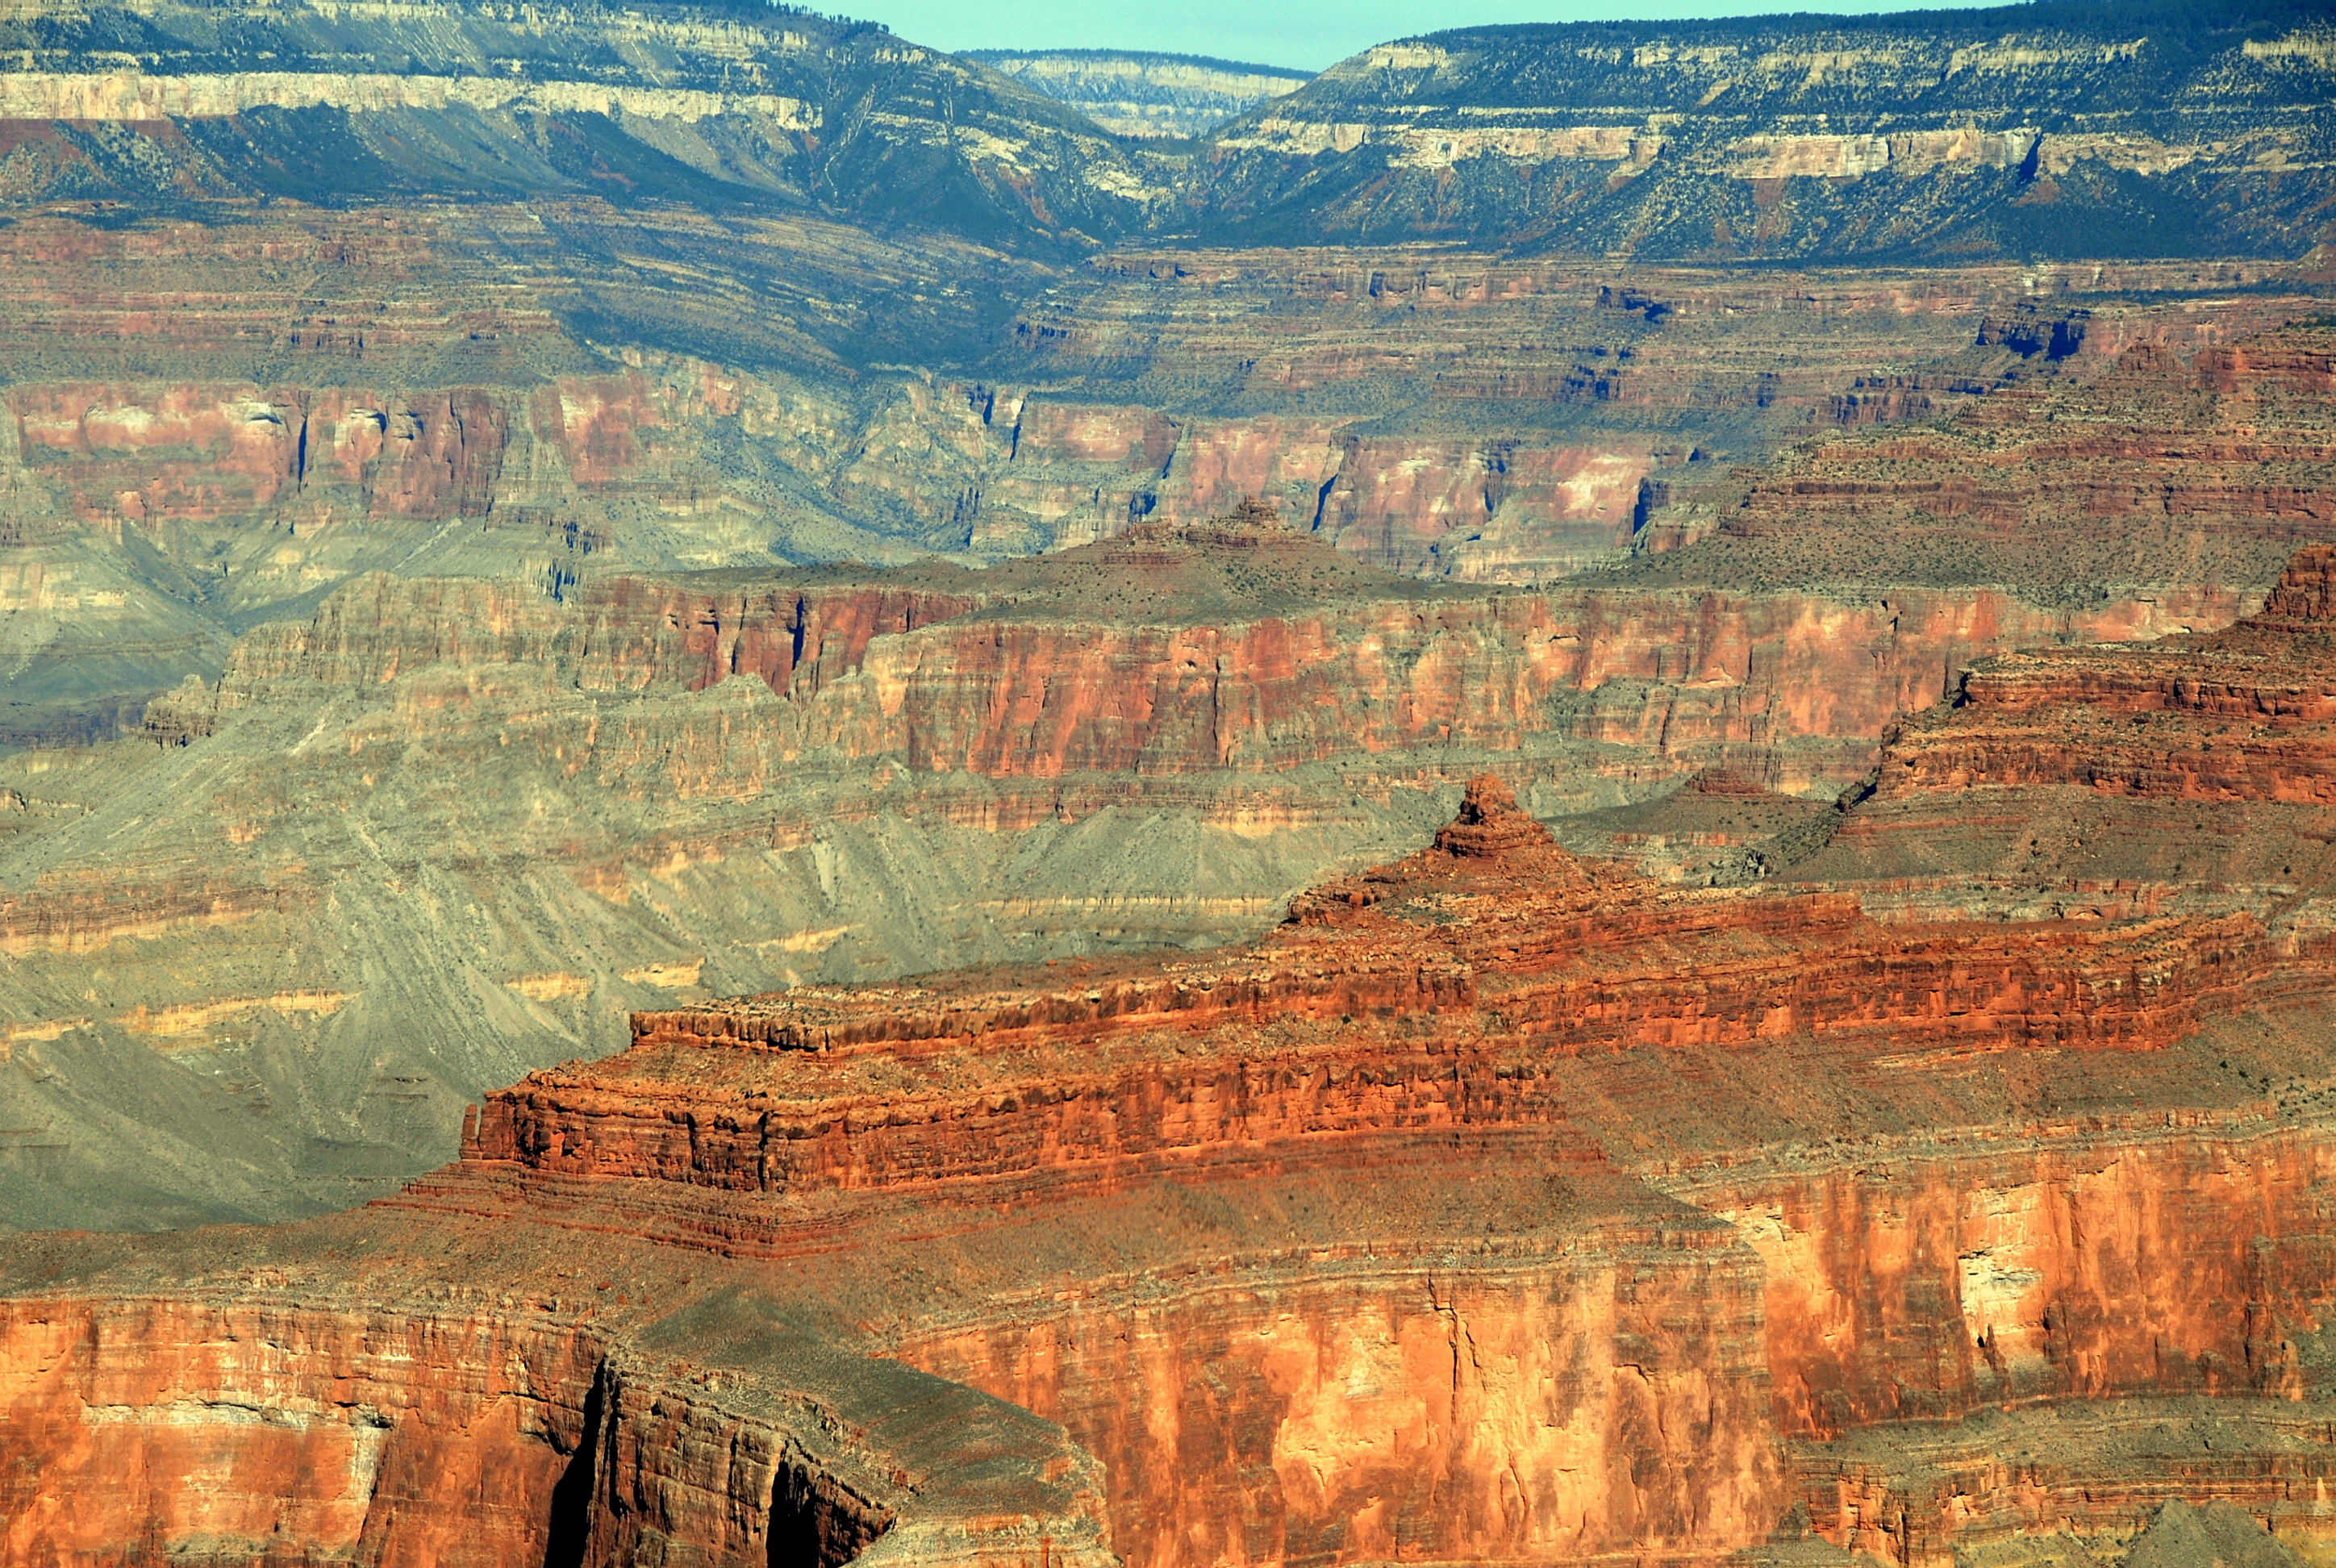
[0,1292,1106,1568]
[1195,13,2336,259]
[968,51,1310,140]
[165,525,2242,788]
[0,472,2301,1230]
[0,1299,600,1568]
[899,1232,1784,1568]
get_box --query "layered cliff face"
[0,1291,1109,1568]
[967,52,1310,140]
[404,786,2336,1567]
[1800,532,2336,917]
[2,489,2288,1228]
[1,206,2317,763]
[15,0,2334,264]
[6,0,2336,1554]
[0,0,1182,250]
[1636,325,2336,605]
[14,779,2308,1568]
[1197,7,2336,259]
[461,778,2317,1204]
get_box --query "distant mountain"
[1195,0,2336,259]
[0,0,1181,252]
[2,0,2333,260]
[969,49,1311,140]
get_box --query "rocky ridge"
[0,480,2286,1228]
[1198,3,2336,258]
[10,743,2336,1566]
[966,52,1311,140]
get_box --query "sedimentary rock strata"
[5,2,2336,1556]
[1199,12,2336,257]
[969,52,1310,140]
[0,1291,1103,1568]
[10,765,2336,1566]
[9,313,2336,1227]
[0,492,2294,1227]
[1804,532,2336,922]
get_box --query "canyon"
[5,0,2336,1562]
[13,742,2336,1566]
[2,317,2329,1229]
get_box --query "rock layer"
[7,326,2336,1229]
[10,736,2336,1566]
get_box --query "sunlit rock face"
[4,320,2335,1230]
[3,1,2336,1558]
[14,740,2336,1566]
[969,51,1311,140]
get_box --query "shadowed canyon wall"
[0,1298,906,1568]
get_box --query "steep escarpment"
[0,0,1179,250]
[969,52,1310,140]
[1195,4,2336,259]
[1800,536,2336,915]
[18,0,2336,264]
[0,1291,1106,1568]
[350,782,2336,1568]
[460,786,2309,1203]
[8,766,2336,1567]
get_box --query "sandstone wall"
[901,1244,1782,1568]
[0,1296,899,1568]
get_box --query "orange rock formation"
[9,749,2336,1564]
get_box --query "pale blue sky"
[855,0,2013,73]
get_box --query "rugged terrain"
[966,52,1310,140]
[5,0,2336,1558]
[13,734,2336,1566]
[6,0,2332,259]
[1200,2,2336,257]
[3,317,2331,1229]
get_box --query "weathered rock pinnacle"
[1432,774,1553,861]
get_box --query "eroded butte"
[17,542,2336,1565]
